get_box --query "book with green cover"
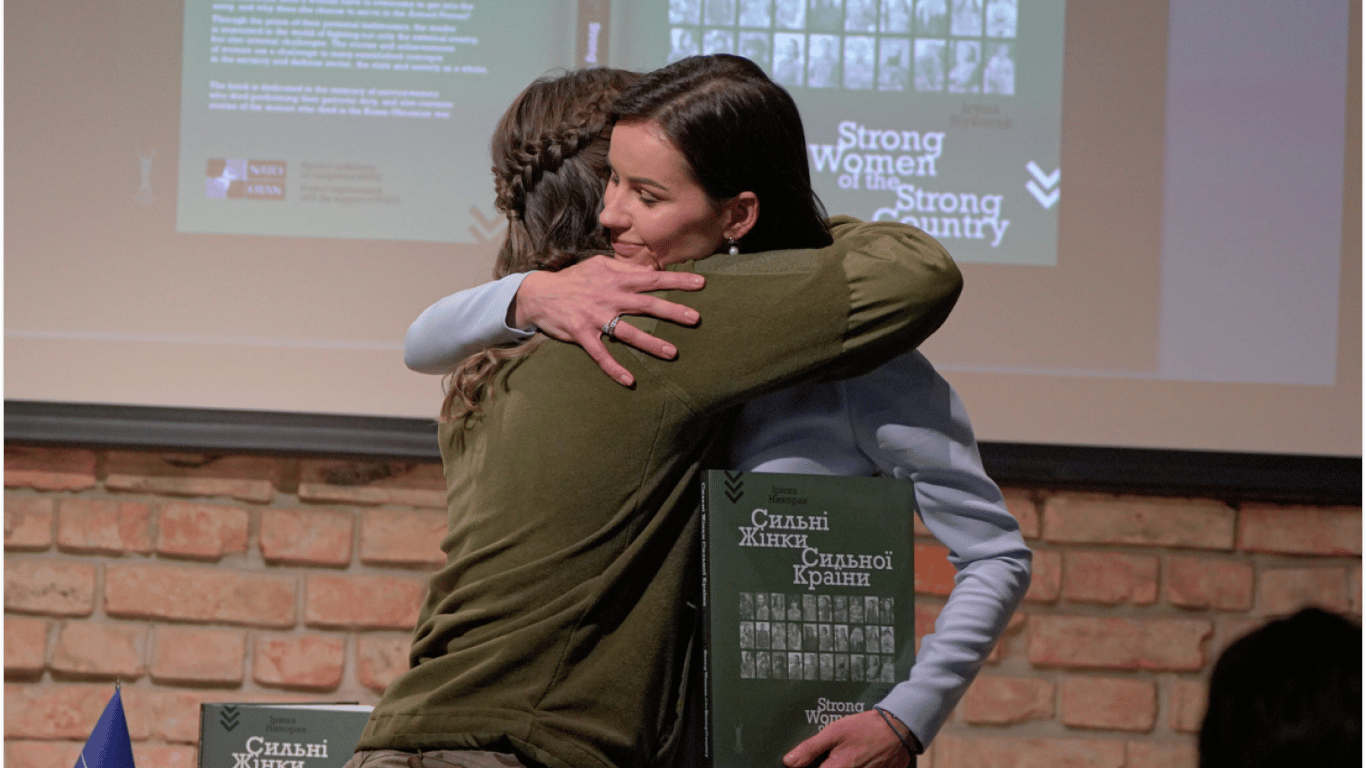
[700,470,917,767]
[198,702,372,768]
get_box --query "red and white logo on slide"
[205,159,286,200]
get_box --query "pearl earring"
[727,238,739,256]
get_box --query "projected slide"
[178,0,1063,260]
[663,0,1065,265]
[177,0,572,242]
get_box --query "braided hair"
[442,67,641,424]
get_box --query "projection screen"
[5,0,1359,459]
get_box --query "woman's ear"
[722,192,759,241]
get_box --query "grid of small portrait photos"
[668,0,1018,95]
[736,592,899,683]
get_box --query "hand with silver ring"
[602,315,624,339]
[513,256,706,387]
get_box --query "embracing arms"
[404,218,959,389]
[403,256,706,385]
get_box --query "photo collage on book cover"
[737,592,899,682]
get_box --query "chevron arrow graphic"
[219,705,241,732]
[724,471,744,503]
[469,206,505,243]
[1026,161,1060,187]
[1026,180,1060,209]
[1025,161,1060,209]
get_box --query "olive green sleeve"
[832,215,962,372]
[629,217,963,413]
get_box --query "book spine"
[198,704,210,768]
[699,471,714,766]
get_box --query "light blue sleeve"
[846,352,1032,749]
[730,351,1031,748]
[403,272,537,374]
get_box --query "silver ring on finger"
[602,315,624,339]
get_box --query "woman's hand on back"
[513,255,706,386]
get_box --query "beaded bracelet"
[873,706,918,760]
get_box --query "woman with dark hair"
[355,56,962,768]
[607,54,832,255]
[408,55,1028,768]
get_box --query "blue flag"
[74,685,136,768]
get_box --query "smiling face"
[599,120,754,269]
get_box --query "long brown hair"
[441,67,641,424]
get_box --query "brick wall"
[4,445,1360,768]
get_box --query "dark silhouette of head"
[1199,606,1361,768]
